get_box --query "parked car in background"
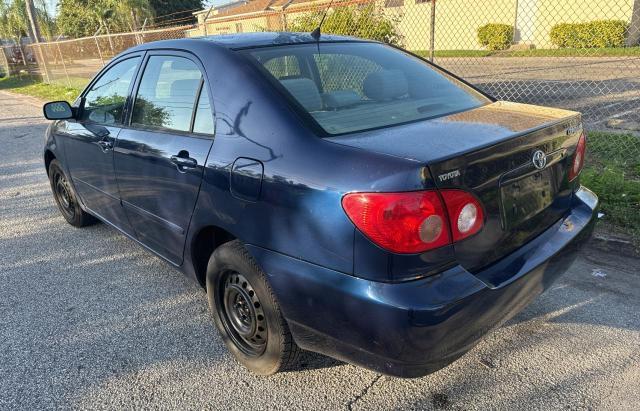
[42,32,598,377]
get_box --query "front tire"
[48,159,95,227]
[206,240,300,375]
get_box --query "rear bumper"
[247,186,599,377]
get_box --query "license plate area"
[500,168,556,230]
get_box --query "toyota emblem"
[532,150,547,170]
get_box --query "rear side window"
[192,86,214,135]
[131,55,202,132]
[80,57,140,124]
[245,43,489,135]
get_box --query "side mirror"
[43,101,74,120]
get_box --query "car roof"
[199,32,367,49]
[127,32,371,53]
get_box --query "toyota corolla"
[42,32,598,377]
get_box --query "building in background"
[188,0,639,51]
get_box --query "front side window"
[245,43,489,135]
[131,55,202,132]
[80,57,140,124]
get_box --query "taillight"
[568,132,586,181]
[440,190,485,242]
[342,189,484,254]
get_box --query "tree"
[55,0,101,38]
[287,4,403,46]
[0,0,29,44]
[0,0,55,42]
[148,0,202,25]
[35,0,55,40]
[56,0,154,37]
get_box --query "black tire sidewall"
[206,241,289,375]
[48,159,84,227]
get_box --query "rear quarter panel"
[186,46,427,276]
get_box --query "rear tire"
[48,159,95,227]
[206,240,300,375]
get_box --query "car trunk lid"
[327,101,583,277]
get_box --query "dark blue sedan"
[42,32,598,377]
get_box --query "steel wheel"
[52,168,75,221]
[218,271,268,356]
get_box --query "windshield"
[244,42,489,135]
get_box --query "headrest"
[322,90,361,110]
[280,78,322,112]
[363,69,408,101]
[170,79,200,99]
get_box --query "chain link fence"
[1,0,639,160]
[0,25,194,88]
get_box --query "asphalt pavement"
[1,91,639,410]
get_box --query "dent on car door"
[61,55,142,234]
[115,53,215,265]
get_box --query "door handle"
[96,139,113,151]
[170,152,197,170]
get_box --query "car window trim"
[76,52,145,127]
[190,80,216,137]
[189,78,205,132]
[124,49,215,139]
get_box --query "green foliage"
[287,4,402,46]
[0,75,81,102]
[56,0,154,37]
[0,0,55,42]
[148,0,202,24]
[0,0,29,42]
[582,132,640,239]
[56,0,100,37]
[477,23,513,50]
[131,96,170,128]
[550,20,628,48]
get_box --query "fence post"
[0,47,9,77]
[137,18,148,45]
[31,44,50,83]
[55,37,71,87]
[628,0,640,46]
[202,5,215,36]
[103,24,115,55]
[429,0,436,62]
[16,43,27,73]
[94,28,106,66]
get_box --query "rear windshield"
[243,42,489,135]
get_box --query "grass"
[414,46,640,59]
[582,131,640,240]
[0,75,82,103]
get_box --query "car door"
[114,52,215,265]
[60,54,143,234]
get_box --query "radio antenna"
[310,0,336,40]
